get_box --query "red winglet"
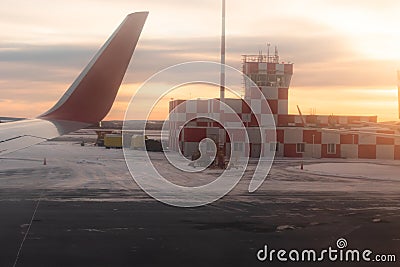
[40,12,148,123]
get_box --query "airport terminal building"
[168,51,400,160]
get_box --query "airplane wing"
[0,12,148,156]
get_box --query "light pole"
[220,0,226,103]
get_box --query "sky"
[1,0,400,121]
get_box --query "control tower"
[242,47,293,123]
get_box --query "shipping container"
[104,134,122,149]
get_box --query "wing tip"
[127,11,149,17]
[38,12,148,124]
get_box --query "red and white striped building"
[168,51,400,160]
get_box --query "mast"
[220,0,226,102]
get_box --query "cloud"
[1,30,396,89]
[0,0,398,120]
[0,43,96,67]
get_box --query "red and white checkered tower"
[242,45,293,124]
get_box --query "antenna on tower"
[274,45,279,63]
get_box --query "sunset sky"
[1,0,400,121]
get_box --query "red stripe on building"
[267,63,276,72]
[249,114,260,127]
[277,115,295,126]
[376,136,395,145]
[284,144,303,158]
[267,99,278,114]
[225,131,231,143]
[321,144,341,158]
[303,130,322,144]
[284,64,293,74]
[247,62,258,73]
[169,100,186,113]
[277,129,284,143]
[181,128,207,142]
[261,100,272,114]
[395,145,400,160]
[278,88,288,100]
[340,134,359,144]
[358,145,377,159]
[196,121,208,127]
[377,130,395,134]
[241,100,251,114]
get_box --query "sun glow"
[1,0,400,121]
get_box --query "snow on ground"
[1,140,400,202]
[301,162,400,181]
[272,160,400,195]
[0,141,134,192]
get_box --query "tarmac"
[0,141,399,267]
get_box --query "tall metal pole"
[220,0,226,102]
[397,70,400,119]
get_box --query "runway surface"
[0,141,399,266]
